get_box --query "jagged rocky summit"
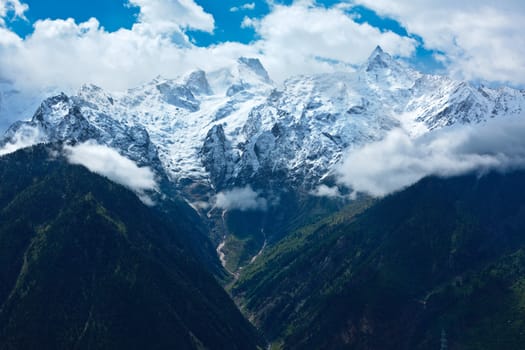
[2,47,525,203]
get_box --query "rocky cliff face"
[2,47,525,202]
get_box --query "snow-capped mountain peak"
[237,57,272,84]
[364,45,391,71]
[206,57,274,97]
[2,49,525,202]
[185,70,213,96]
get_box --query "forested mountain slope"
[233,171,525,349]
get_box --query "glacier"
[2,46,525,204]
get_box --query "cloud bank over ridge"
[0,0,416,128]
[215,186,267,212]
[1,0,524,140]
[354,0,525,86]
[336,116,525,197]
[64,141,158,204]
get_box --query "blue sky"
[5,0,411,45]
[4,0,442,71]
[0,0,523,131]
[0,0,523,95]
[7,1,358,44]
[7,0,139,36]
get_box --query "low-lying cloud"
[0,124,42,156]
[310,184,342,198]
[336,116,525,197]
[215,185,267,211]
[64,141,157,203]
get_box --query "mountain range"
[0,145,261,349]
[3,46,524,196]
[1,46,525,349]
[3,46,525,270]
[232,171,525,349]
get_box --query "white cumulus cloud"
[0,0,28,26]
[240,16,254,29]
[128,0,214,34]
[230,3,256,12]
[354,0,525,86]
[243,3,256,10]
[0,0,218,94]
[0,123,42,156]
[0,1,416,108]
[310,184,342,198]
[336,116,525,197]
[250,1,416,80]
[215,185,267,211]
[64,141,158,203]
[10,0,522,132]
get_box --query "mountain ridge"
[2,47,525,270]
[0,144,262,349]
[232,170,525,349]
[0,46,525,199]
[2,48,524,199]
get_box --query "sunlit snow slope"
[2,47,525,199]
